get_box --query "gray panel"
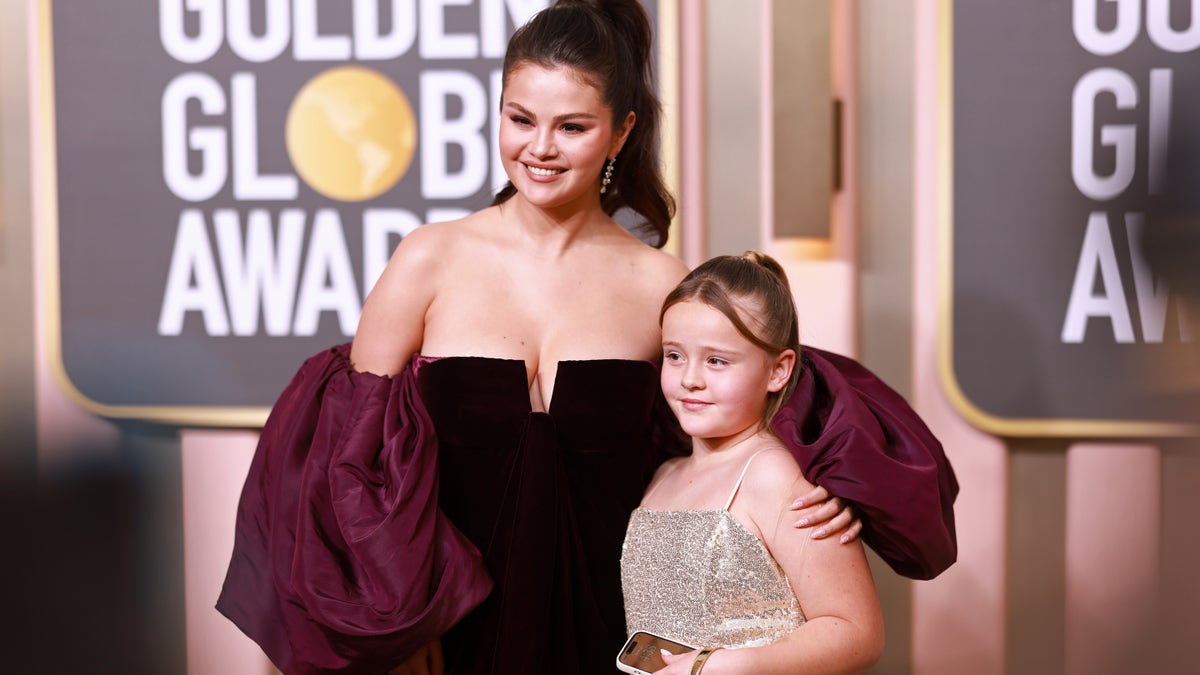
[952,2,1200,425]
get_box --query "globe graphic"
[286,66,417,202]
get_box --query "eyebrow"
[503,101,600,123]
[662,340,744,354]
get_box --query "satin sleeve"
[770,347,959,580]
[216,343,492,675]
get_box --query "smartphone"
[615,630,695,674]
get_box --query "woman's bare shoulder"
[389,209,499,265]
[609,237,688,290]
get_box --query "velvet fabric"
[217,343,956,674]
[416,356,668,674]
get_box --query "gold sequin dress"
[620,450,806,649]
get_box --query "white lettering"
[231,73,298,200]
[160,0,223,63]
[214,208,305,336]
[1072,67,1138,201]
[491,68,506,192]
[1148,68,1172,194]
[1074,0,1140,55]
[1124,213,1194,343]
[226,0,290,62]
[162,72,228,202]
[420,70,489,198]
[481,0,548,57]
[1147,0,1200,52]
[159,209,231,336]
[354,0,418,59]
[1062,212,1136,343]
[294,0,352,60]
[363,208,421,296]
[293,209,361,336]
[420,0,478,58]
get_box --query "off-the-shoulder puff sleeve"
[216,344,492,675]
[770,347,959,580]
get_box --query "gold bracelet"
[691,647,721,675]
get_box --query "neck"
[689,425,771,462]
[501,193,609,255]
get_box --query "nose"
[680,361,704,390]
[530,126,556,158]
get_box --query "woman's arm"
[350,224,442,375]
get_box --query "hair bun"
[740,250,791,288]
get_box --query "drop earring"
[600,157,615,194]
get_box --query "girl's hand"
[789,485,863,543]
[389,639,443,675]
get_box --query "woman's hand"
[389,640,443,675]
[656,648,698,674]
[658,647,728,674]
[789,485,863,543]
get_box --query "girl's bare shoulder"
[741,447,811,504]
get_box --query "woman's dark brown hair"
[660,251,803,423]
[490,0,675,247]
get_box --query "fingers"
[839,517,864,544]
[789,485,829,510]
[792,495,841,529]
[811,502,852,539]
[657,649,693,674]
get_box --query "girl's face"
[660,300,794,447]
[498,64,633,212]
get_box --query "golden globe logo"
[155,0,547,339]
[286,66,417,202]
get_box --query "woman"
[217,2,955,674]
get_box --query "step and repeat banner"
[949,0,1200,435]
[43,1,659,424]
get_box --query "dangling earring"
[600,157,615,194]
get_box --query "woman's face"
[498,64,633,212]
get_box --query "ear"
[766,349,796,393]
[610,110,636,158]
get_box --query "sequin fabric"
[620,508,805,649]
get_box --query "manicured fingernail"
[840,534,850,544]
[795,517,809,527]
[790,499,803,509]
[661,649,671,659]
[812,528,826,538]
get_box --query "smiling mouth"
[525,164,565,176]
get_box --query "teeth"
[527,165,563,176]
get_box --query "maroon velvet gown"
[216,344,957,675]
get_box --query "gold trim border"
[35,0,682,429]
[36,0,268,427]
[933,0,1197,439]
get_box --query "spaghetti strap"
[723,448,781,511]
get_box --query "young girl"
[621,252,885,674]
